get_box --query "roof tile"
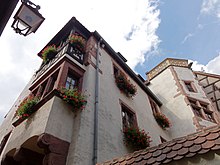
[185,152,196,158]
[189,144,202,153]
[143,152,152,160]
[211,145,220,151]
[162,146,171,154]
[177,147,189,156]
[156,153,166,162]
[194,136,206,144]
[183,140,194,148]
[152,149,162,157]
[206,132,219,140]
[146,157,156,164]
[98,125,220,165]
[172,143,182,151]
[211,144,220,151]
[202,140,215,149]
[127,157,135,164]
[167,150,178,159]
[198,148,210,154]
[173,155,184,161]
[162,158,172,164]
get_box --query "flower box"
[68,34,86,53]
[57,88,87,111]
[123,127,151,150]
[154,113,171,129]
[42,45,57,62]
[115,73,137,97]
[15,95,39,122]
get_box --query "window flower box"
[68,34,86,53]
[123,127,151,150]
[42,45,57,62]
[115,73,137,97]
[154,113,171,129]
[15,95,39,121]
[57,88,87,111]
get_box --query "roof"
[146,58,189,81]
[0,0,19,36]
[98,125,220,165]
[194,71,220,79]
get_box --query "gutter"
[93,38,102,165]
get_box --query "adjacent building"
[0,17,220,165]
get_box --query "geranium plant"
[154,113,171,129]
[42,45,57,62]
[115,73,137,97]
[58,87,87,111]
[16,95,39,119]
[123,127,151,150]
[68,34,86,53]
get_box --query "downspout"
[93,38,102,165]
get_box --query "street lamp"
[11,0,45,36]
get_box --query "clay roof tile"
[98,125,220,165]
[194,136,206,144]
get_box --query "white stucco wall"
[148,66,217,140]
[148,67,197,138]
[65,47,174,164]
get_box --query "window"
[189,99,203,118]
[188,98,215,122]
[65,73,78,89]
[184,81,196,92]
[121,104,137,129]
[149,97,160,115]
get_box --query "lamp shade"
[12,3,45,36]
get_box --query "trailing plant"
[41,45,57,62]
[68,34,86,53]
[115,73,137,97]
[58,87,87,111]
[16,95,39,119]
[154,113,171,129]
[123,127,151,150]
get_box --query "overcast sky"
[1,0,220,123]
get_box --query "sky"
[1,0,220,122]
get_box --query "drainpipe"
[93,38,102,165]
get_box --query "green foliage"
[42,45,57,62]
[124,127,151,150]
[154,113,171,129]
[115,73,137,97]
[58,88,87,111]
[16,96,39,119]
[68,34,86,53]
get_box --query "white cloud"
[181,33,194,44]
[201,0,220,18]
[191,53,220,75]
[0,0,161,122]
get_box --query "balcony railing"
[34,42,85,81]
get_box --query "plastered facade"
[147,61,218,140]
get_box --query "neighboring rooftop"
[146,58,189,81]
[98,125,220,165]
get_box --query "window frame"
[149,96,160,115]
[184,81,197,93]
[188,97,216,123]
[120,101,138,130]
